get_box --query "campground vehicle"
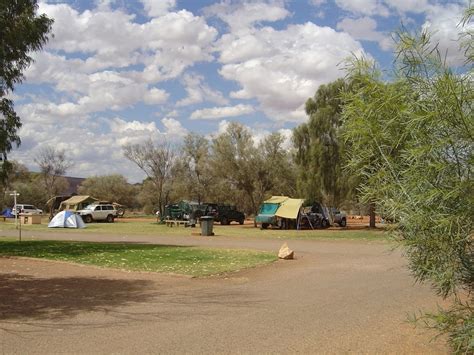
[76,203,116,223]
[330,208,347,227]
[255,196,304,229]
[12,204,43,216]
[205,203,245,225]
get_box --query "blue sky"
[10,0,469,182]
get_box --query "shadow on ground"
[0,273,157,321]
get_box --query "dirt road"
[0,231,447,354]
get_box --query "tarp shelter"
[60,195,98,211]
[48,211,86,228]
[275,198,305,219]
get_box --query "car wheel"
[84,215,93,223]
[106,214,114,223]
[321,219,329,228]
[339,218,347,227]
[221,217,228,225]
[261,223,269,230]
[239,219,244,225]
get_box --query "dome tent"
[48,211,86,228]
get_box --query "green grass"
[0,239,277,277]
[0,218,387,241]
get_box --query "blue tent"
[48,211,86,228]
[1,208,14,218]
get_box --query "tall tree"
[211,122,295,222]
[182,133,212,203]
[0,0,53,185]
[293,79,355,209]
[78,174,136,207]
[123,139,175,215]
[34,146,72,198]
[342,15,473,353]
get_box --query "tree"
[182,133,213,203]
[34,146,72,198]
[0,0,53,185]
[78,174,136,207]
[211,122,295,223]
[293,79,356,210]
[123,139,176,215]
[341,14,473,353]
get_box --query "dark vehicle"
[206,203,245,225]
[299,202,332,229]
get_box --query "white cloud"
[217,22,366,122]
[384,0,430,14]
[144,88,169,105]
[162,118,188,138]
[422,3,468,66]
[204,1,290,32]
[140,0,176,17]
[337,17,393,51]
[190,104,255,120]
[177,73,228,107]
[335,0,390,17]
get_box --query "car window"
[94,206,101,211]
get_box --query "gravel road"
[0,230,447,354]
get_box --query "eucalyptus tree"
[78,174,137,207]
[342,13,473,352]
[123,139,176,215]
[211,122,295,221]
[0,0,53,185]
[34,146,72,198]
[293,79,356,209]
[182,133,213,203]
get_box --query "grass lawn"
[0,218,388,241]
[0,239,277,277]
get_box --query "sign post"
[9,191,19,229]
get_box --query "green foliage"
[181,133,213,203]
[342,14,473,353]
[293,79,355,207]
[123,139,176,214]
[211,122,295,216]
[0,0,53,185]
[78,174,137,207]
[0,240,277,277]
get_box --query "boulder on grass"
[278,242,294,260]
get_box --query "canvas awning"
[62,195,97,205]
[275,198,305,219]
[264,196,289,204]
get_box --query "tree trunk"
[369,202,376,228]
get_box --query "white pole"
[9,191,19,228]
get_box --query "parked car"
[330,208,347,227]
[76,203,116,223]
[12,204,43,216]
[206,203,245,225]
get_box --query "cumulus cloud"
[422,2,468,66]
[335,0,390,17]
[337,17,393,51]
[140,0,176,17]
[177,73,228,107]
[190,104,255,120]
[204,1,290,32]
[217,22,365,122]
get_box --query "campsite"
[1,1,472,354]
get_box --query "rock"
[278,243,294,260]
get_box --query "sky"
[9,0,469,182]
